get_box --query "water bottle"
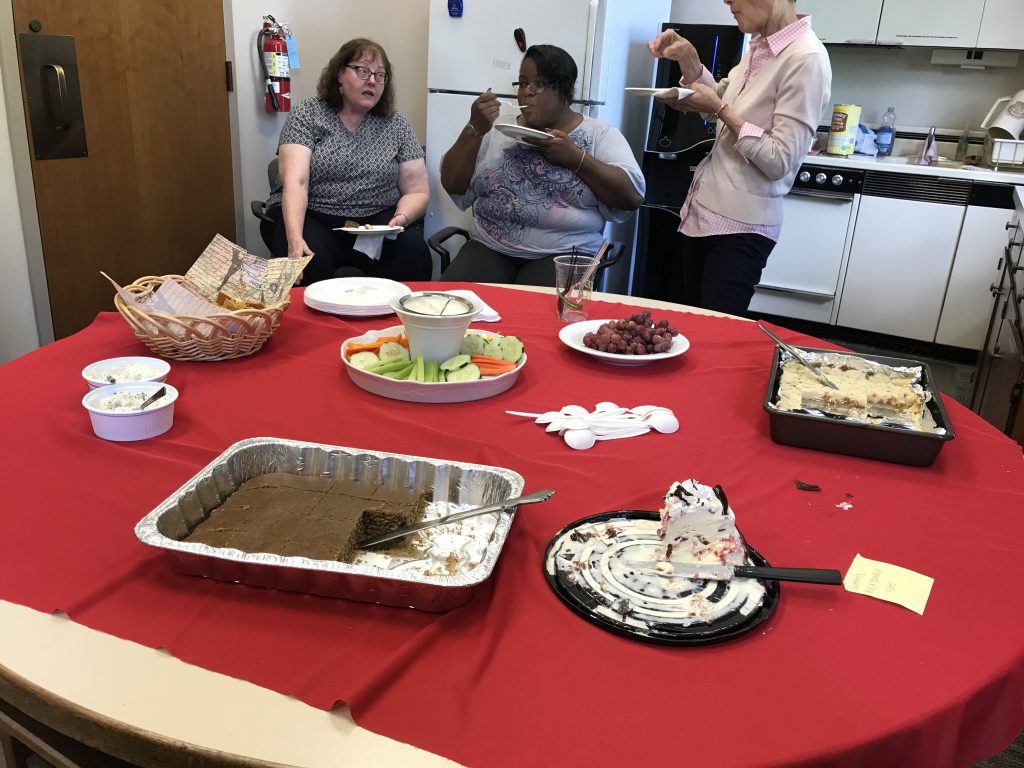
[876,107,896,157]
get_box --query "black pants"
[676,232,776,317]
[440,240,558,286]
[268,206,432,285]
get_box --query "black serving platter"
[543,511,779,646]
[762,346,956,467]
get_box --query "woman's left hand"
[524,128,586,170]
[388,212,409,228]
[658,83,721,115]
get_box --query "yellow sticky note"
[843,553,934,615]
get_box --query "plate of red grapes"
[558,312,690,366]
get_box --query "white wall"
[0,39,41,363]
[828,46,1024,131]
[228,0,429,256]
[670,0,734,25]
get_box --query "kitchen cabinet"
[799,0,883,45]
[935,199,1011,349]
[837,195,966,342]
[977,0,1024,51]
[876,0,986,48]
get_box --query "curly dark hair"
[523,44,577,104]
[316,38,395,117]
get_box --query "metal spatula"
[358,489,555,548]
[757,324,839,390]
[137,386,167,410]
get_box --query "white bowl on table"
[81,356,171,390]
[82,381,179,441]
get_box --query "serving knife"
[357,489,555,549]
[757,323,839,390]
[621,559,843,585]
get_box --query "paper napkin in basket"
[446,289,502,322]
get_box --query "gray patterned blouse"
[267,98,424,218]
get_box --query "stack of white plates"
[303,277,411,317]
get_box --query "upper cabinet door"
[977,0,1024,50]
[799,0,884,45]
[877,0,986,47]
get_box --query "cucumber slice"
[440,354,471,372]
[483,337,505,360]
[349,351,380,369]
[460,333,488,356]
[378,341,410,362]
[444,363,481,382]
[499,336,524,363]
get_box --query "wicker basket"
[113,275,290,361]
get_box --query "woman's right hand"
[288,237,314,261]
[469,89,500,135]
[648,30,702,83]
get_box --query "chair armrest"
[426,226,471,273]
[596,241,625,272]
[250,200,274,225]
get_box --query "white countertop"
[805,151,1024,186]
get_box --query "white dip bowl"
[390,292,482,362]
[82,381,179,441]
[82,356,171,390]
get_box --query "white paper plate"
[333,225,404,235]
[624,87,694,100]
[558,319,690,367]
[493,123,553,143]
[341,325,526,403]
[303,277,410,316]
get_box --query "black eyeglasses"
[347,65,388,84]
[512,79,553,94]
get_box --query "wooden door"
[12,0,235,338]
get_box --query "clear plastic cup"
[554,254,595,323]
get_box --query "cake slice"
[657,479,746,565]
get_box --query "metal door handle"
[42,63,69,131]
[754,283,835,300]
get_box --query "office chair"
[250,158,281,250]
[426,226,625,281]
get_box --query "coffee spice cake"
[183,472,427,562]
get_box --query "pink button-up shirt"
[678,15,813,241]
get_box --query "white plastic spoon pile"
[505,402,679,450]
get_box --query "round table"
[1,283,1022,768]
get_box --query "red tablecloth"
[2,283,1024,768]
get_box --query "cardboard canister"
[827,104,862,156]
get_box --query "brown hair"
[316,38,395,117]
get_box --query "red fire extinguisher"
[259,16,290,113]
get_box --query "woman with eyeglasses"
[264,38,431,284]
[648,0,831,316]
[438,44,644,286]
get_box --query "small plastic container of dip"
[391,292,482,362]
[82,381,179,441]
[82,356,171,390]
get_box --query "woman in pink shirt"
[649,0,831,316]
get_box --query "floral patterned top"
[448,115,644,258]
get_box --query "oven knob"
[815,173,828,185]
[798,171,811,183]
[831,174,844,186]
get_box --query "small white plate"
[341,325,526,403]
[558,320,690,367]
[333,225,405,235]
[624,87,694,100]
[493,123,553,143]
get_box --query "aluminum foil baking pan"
[762,346,955,466]
[134,437,525,611]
